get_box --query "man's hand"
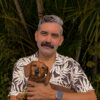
[26,81,57,100]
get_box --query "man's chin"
[40,50,56,56]
[43,52,54,56]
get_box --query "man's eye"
[52,34,59,38]
[40,31,48,35]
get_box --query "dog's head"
[24,61,51,85]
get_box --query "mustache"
[41,42,54,49]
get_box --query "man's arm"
[10,96,17,100]
[51,84,97,100]
[63,90,97,100]
[26,81,97,100]
[9,58,27,99]
[26,81,57,100]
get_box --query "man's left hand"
[26,81,56,100]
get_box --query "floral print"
[9,52,94,96]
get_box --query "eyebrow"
[40,30,60,37]
[40,31,48,34]
[51,33,59,37]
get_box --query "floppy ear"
[45,67,51,85]
[24,62,32,77]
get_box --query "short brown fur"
[17,61,51,100]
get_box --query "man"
[9,15,97,100]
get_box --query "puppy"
[17,61,51,100]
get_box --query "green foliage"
[0,0,100,99]
[0,73,11,100]
[92,73,100,99]
[0,0,37,99]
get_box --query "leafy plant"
[0,0,100,99]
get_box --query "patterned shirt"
[9,52,94,96]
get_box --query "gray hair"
[38,15,63,35]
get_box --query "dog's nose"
[35,70,39,75]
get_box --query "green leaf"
[86,61,95,68]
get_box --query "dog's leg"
[17,93,27,100]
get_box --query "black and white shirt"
[9,52,94,96]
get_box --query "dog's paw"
[17,93,27,100]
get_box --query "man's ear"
[59,36,64,46]
[35,31,38,42]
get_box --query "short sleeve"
[71,61,94,92]
[8,59,27,96]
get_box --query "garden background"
[0,0,100,100]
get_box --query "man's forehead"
[40,22,61,28]
[37,22,62,36]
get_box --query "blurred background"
[0,0,100,99]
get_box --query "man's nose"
[46,35,52,42]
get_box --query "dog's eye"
[33,64,37,67]
[41,66,45,69]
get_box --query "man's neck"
[38,52,56,68]
[38,52,56,62]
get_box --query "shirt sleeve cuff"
[8,91,19,97]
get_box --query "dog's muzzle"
[35,70,39,75]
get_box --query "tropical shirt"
[9,52,94,96]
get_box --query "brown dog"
[17,61,51,100]
[17,61,74,100]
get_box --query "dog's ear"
[24,62,32,77]
[45,67,51,85]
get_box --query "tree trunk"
[92,13,99,78]
[36,0,43,19]
[75,36,82,61]
[75,1,89,61]
[13,0,28,33]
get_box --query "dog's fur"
[17,61,74,100]
[17,61,51,100]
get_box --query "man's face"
[35,22,64,56]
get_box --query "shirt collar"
[33,51,64,66]
[55,52,65,65]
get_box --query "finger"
[27,96,40,100]
[26,87,35,92]
[27,94,37,100]
[27,97,34,100]
[27,91,34,96]
[27,96,35,100]
[27,81,38,87]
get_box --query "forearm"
[10,96,17,100]
[63,90,97,100]
[47,87,57,100]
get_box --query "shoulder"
[14,53,38,69]
[57,53,80,67]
